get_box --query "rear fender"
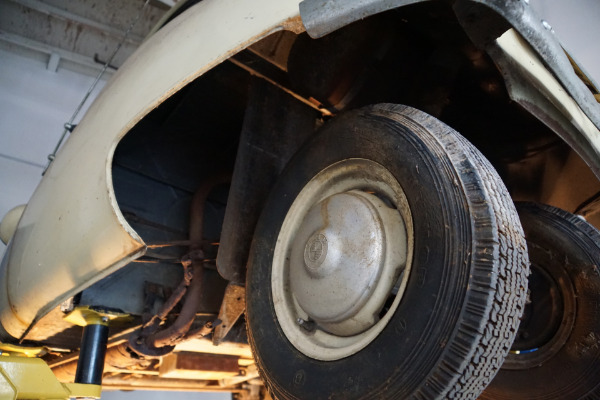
[299,0,600,176]
[0,0,304,340]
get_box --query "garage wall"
[0,48,107,259]
[530,0,600,84]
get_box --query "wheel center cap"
[289,190,405,336]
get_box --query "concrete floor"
[102,390,230,400]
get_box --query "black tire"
[482,203,600,399]
[246,104,529,399]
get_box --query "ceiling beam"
[7,0,145,45]
[0,29,116,76]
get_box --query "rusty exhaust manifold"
[129,176,228,357]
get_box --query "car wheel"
[481,203,600,399]
[246,104,529,399]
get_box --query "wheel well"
[116,1,600,235]
[35,1,600,390]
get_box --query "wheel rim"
[271,158,413,361]
[511,264,564,351]
[503,255,576,370]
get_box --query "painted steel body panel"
[490,29,600,177]
[0,0,303,339]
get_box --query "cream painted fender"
[0,0,304,340]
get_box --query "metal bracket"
[213,283,246,346]
[0,343,47,358]
[63,305,130,327]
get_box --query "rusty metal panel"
[213,283,246,346]
[159,352,239,380]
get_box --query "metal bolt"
[541,20,552,31]
[64,123,77,132]
[297,318,316,332]
[523,0,529,4]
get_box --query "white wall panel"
[0,48,106,258]
[530,0,600,84]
